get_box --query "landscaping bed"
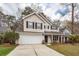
[47,43,79,56]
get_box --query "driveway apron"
[8,44,64,56]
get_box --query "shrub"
[0,33,4,44]
[15,33,19,40]
[75,35,79,42]
[68,34,79,44]
[4,32,19,44]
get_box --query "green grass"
[47,43,79,56]
[0,44,17,56]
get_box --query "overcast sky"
[0,3,71,21]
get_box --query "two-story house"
[17,12,68,44]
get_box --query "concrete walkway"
[8,44,64,56]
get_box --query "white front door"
[19,35,44,44]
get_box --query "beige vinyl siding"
[23,15,44,32]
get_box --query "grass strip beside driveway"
[0,44,17,56]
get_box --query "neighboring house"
[59,27,71,42]
[16,12,68,44]
[59,27,71,35]
[63,29,71,36]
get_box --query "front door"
[45,35,48,43]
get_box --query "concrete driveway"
[8,44,64,56]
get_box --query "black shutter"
[41,23,42,29]
[44,25,45,29]
[26,21,28,28]
[35,22,37,29]
[51,26,52,29]
[33,22,34,29]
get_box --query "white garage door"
[19,35,43,44]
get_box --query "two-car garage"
[18,32,44,44]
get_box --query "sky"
[0,3,72,21]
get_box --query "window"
[28,22,33,28]
[44,25,46,29]
[35,22,42,29]
[51,26,57,30]
[26,21,33,29]
[37,23,42,29]
[53,35,58,41]
[26,21,42,29]
[48,26,49,29]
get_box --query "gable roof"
[22,12,45,23]
[38,13,53,24]
[22,12,53,25]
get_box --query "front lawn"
[0,44,17,56]
[47,43,79,56]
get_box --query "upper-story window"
[37,23,42,29]
[26,21,34,29]
[26,21,42,29]
[44,25,46,29]
[48,26,49,29]
[44,25,50,29]
[51,25,57,30]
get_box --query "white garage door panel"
[19,35,43,44]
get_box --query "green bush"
[75,35,79,42]
[68,34,79,43]
[0,33,4,44]
[4,32,19,44]
[15,33,19,40]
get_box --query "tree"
[52,20,61,29]
[0,33,4,44]
[31,3,43,13]
[71,3,75,34]
[22,7,34,16]
[0,8,4,27]
[60,3,77,34]
[5,15,16,31]
[10,21,19,32]
[22,4,42,16]
[63,20,79,34]
[4,32,19,44]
